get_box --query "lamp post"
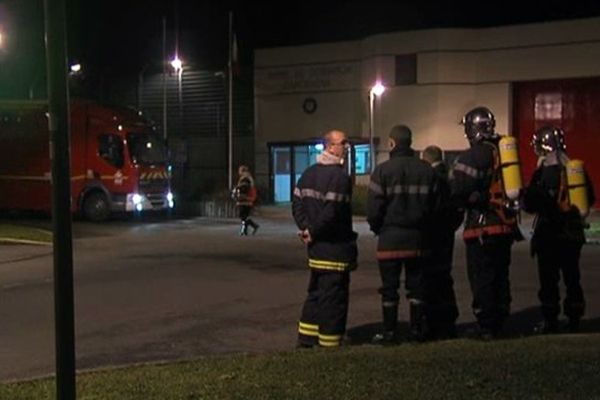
[368,82,386,173]
[170,56,183,138]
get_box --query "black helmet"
[531,126,566,155]
[461,107,497,142]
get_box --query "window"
[535,93,562,121]
[354,144,371,175]
[98,134,124,168]
[395,54,417,85]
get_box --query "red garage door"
[513,77,600,207]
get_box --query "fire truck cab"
[0,98,173,221]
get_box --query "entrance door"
[271,146,291,202]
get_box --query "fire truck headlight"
[132,194,143,205]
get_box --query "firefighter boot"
[534,317,559,334]
[372,303,398,345]
[239,221,248,236]
[407,301,426,342]
[568,317,581,333]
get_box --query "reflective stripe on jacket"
[367,147,438,259]
[292,163,358,270]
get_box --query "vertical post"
[43,0,76,399]
[369,92,375,173]
[162,16,167,140]
[178,68,183,131]
[227,11,233,190]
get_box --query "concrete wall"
[254,17,600,190]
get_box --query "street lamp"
[369,81,386,172]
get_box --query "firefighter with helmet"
[450,106,521,339]
[524,126,595,333]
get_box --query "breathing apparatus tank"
[498,135,523,201]
[566,159,590,217]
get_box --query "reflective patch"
[368,181,384,195]
[318,333,342,347]
[298,321,319,337]
[453,162,485,179]
[390,184,431,195]
[308,259,350,271]
[295,188,350,203]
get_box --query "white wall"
[254,17,600,191]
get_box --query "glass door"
[271,146,291,202]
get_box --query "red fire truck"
[0,98,174,221]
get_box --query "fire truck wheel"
[83,192,110,222]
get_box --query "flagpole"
[227,11,233,190]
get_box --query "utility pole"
[43,0,76,399]
[227,11,233,189]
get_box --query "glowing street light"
[371,82,386,97]
[170,56,182,72]
[369,81,386,172]
[69,63,81,73]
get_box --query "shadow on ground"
[347,307,600,344]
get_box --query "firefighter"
[450,107,521,340]
[524,126,595,333]
[233,165,259,235]
[367,125,439,343]
[292,130,358,348]
[422,145,461,339]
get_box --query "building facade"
[254,17,600,204]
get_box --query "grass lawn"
[2,334,599,399]
[586,222,600,238]
[0,224,52,244]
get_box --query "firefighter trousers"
[424,236,459,334]
[377,258,424,331]
[298,269,350,347]
[536,240,585,320]
[465,235,513,332]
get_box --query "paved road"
[1,208,600,381]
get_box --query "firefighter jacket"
[428,161,464,244]
[524,151,596,246]
[450,140,517,241]
[234,173,257,206]
[292,153,358,272]
[367,146,438,260]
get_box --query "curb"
[0,238,52,246]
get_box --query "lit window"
[535,93,562,120]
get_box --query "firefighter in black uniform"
[422,145,461,339]
[367,125,438,343]
[524,126,595,333]
[292,130,358,348]
[451,107,520,339]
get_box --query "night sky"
[2,0,600,98]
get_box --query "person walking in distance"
[292,130,358,348]
[233,165,259,235]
